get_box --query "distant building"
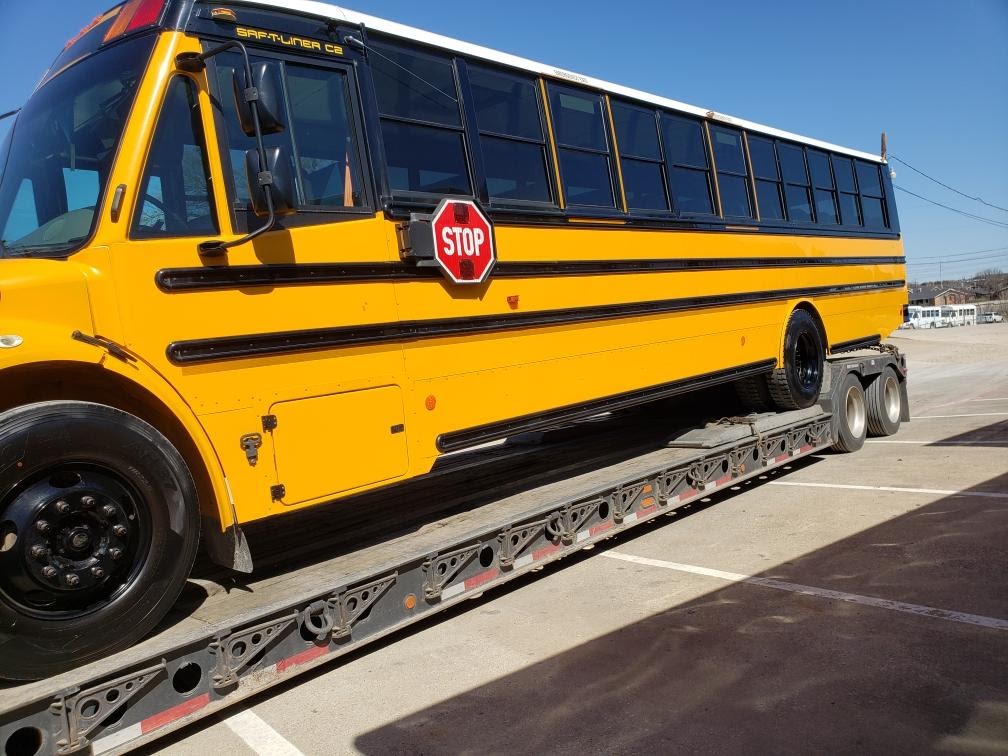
[908,286,970,306]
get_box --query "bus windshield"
[0,34,154,258]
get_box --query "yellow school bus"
[0,0,906,678]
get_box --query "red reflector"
[104,0,166,43]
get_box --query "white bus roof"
[236,0,886,164]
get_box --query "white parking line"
[603,551,1008,631]
[914,412,1008,419]
[866,440,1008,446]
[970,398,1008,402]
[767,480,1008,499]
[224,709,305,756]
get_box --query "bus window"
[832,155,862,226]
[857,160,887,229]
[660,113,714,216]
[610,100,668,212]
[213,53,296,209]
[709,125,752,218]
[748,135,785,221]
[468,65,552,205]
[132,77,217,238]
[807,150,838,225]
[547,84,617,209]
[285,64,365,208]
[212,55,367,214]
[778,143,813,222]
[370,41,471,197]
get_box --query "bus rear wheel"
[0,402,199,681]
[768,308,826,410]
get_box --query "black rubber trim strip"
[435,358,778,453]
[830,334,882,354]
[156,256,907,292]
[166,279,905,365]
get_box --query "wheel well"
[794,301,828,351]
[0,362,218,524]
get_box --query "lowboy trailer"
[0,350,908,756]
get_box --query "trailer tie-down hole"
[172,662,203,695]
[478,545,494,568]
[4,726,42,756]
[598,500,610,521]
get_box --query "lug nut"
[55,500,71,514]
[102,505,116,518]
[35,520,50,534]
[109,548,123,561]
[81,495,96,509]
[65,574,80,587]
[91,566,105,579]
[42,566,57,579]
[30,545,48,559]
[112,525,127,538]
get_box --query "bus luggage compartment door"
[269,386,409,506]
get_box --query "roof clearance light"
[103,0,167,44]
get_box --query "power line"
[894,185,1008,229]
[911,248,1008,264]
[889,154,1008,214]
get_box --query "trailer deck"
[0,353,906,756]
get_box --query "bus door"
[109,42,409,509]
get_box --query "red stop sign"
[430,198,496,284]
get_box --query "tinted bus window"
[710,125,751,218]
[547,85,616,208]
[286,65,365,208]
[807,149,838,224]
[832,155,861,225]
[469,66,552,204]
[748,135,784,221]
[778,143,812,222]
[611,100,668,212]
[371,41,471,197]
[660,114,713,215]
[213,55,366,211]
[856,160,887,229]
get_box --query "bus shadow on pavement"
[353,471,1008,755]
[932,418,1008,448]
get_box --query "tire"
[866,366,902,437]
[831,373,867,453]
[768,308,826,410]
[0,401,199,680]
[734,375,773,412]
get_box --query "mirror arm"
[176,43,278,257]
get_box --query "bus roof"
[236,0,886,164]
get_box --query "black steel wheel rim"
[793,331,821,392]
[0,464,152,620]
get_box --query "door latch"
[240,433,262,466]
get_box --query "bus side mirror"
[233,62,285,136]
[245,146,297,217]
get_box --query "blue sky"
[1,0,1005,282]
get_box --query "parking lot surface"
[149,324,1008,755]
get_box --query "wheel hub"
[0,468,141,615]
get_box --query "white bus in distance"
[941,305,977,326]
[906,306,947,329]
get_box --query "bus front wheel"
[0,401,199,681]
[768,308,826,410]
